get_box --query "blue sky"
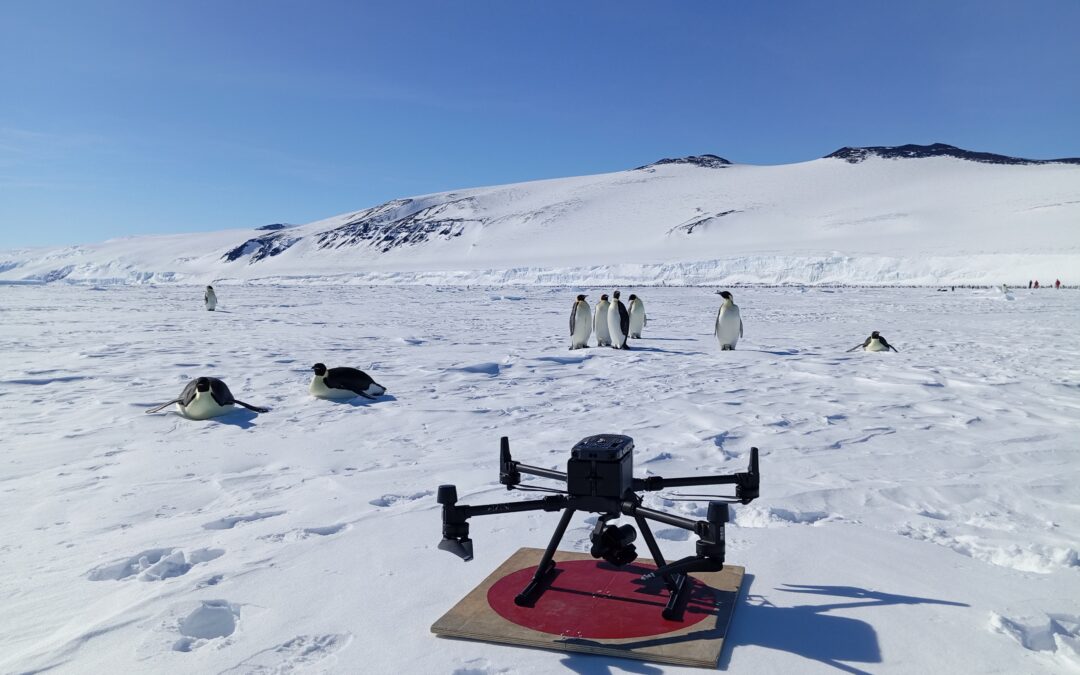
[2,1,1078,248]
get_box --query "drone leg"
[663,573,693,621]
[515,508,576,606]
[635,517,679,593]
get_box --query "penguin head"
[576,294,586,301]
[871,331,881,339]
[613,290,621,299]
[719,291,733,300]
[195,377,211,393]
[628,294,637,301]
[206,285,213,290]
[600,294,609,301]
[312,363,328,376]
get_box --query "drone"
[437,434,760,621]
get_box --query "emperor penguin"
[310,363,387,400]
[594,294,612,347]
[847,331,899,353]
[569,294,592,349]
[204,285,217,311]
[607,290,630,349]
[627,294,646,339]
[145,377,269,419]
[714,291,743,350]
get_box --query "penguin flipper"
[739,318,744,338]
[846,343,865,352]
[570,305,576,336]
[146,399,183,414]
[234,400,269,413]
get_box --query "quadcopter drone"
[437,434,760,621]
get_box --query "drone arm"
[627,504,700,532]
[437,484,568,561]
[513,463,568,483]
[633,447,760,503]
[499,436,567,488]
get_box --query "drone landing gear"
[515,508,576,606]
[513,508,705,621]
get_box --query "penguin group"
[569,290,646,350]
[147,361,389,420]
[142,286,390,420]
[571,289,901,355]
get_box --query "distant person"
[1056,279,1061,289]
[1029,280,1033,289]
[1034,280,1040,289]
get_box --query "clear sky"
[2,1,1078,248]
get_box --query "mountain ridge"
[2,142,1078,286]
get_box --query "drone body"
[437,434,761,620]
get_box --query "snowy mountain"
[3,144,1078,286]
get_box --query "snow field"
[0,284,1077,673]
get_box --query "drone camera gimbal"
[437,434,761,620]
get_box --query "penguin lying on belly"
[310,363,387,400]
[847,331,899,352]
[146,376,269,419]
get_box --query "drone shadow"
[715,575,969,674]
[557,574,968,675]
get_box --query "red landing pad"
[432,547,745,669]
[487,559,714,639]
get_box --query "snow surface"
[1,283,1078,673]
[2,155,1078,287]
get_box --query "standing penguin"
[607,290,630,349]
[627,294,646,339]
[594,294,612,347]
[714,291,743,350]
[847,331,899,352]
[204,285,218,311]
[569,294,592,350]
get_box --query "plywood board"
[431,547,744,669]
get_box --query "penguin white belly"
[715,305,741,348]
[865,338,888,352]
[310,376,358,400]
[205,294,217,311]
[180,392,233,420]
[608,304,627,347]
[571,304,592,349]
[594,303,611,346]
[628,303,645,338]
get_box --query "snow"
[1,283,1077,673]
[2,156,1078,287]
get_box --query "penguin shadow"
[323,393,398,408]
[624,345,707,356]
[738,348,809,356]
[208,409,261,429]
[640,337,696,342]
